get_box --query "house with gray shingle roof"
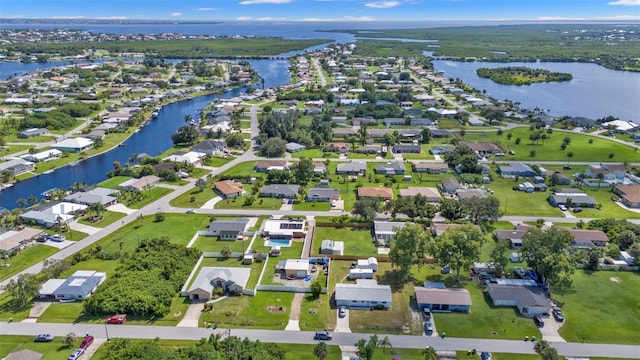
[306,188,341,202]
[39,270,106,301]
[260,184,300,199]
[187,267,251,300]
[336,162,367,175]
[207,218,250,240]
[335,279,392,309]
[374,161,406,175]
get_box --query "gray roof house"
[207,218,250,240]
[335,279,392,309]
[374,161,406,175]
[286,142,306,153]
[487,283,552,317]
[441,178,460,193]
[392,144,421,154]
[260,184,300,199]
[415,287,472,312]
[548,189,597,207]
[192,139,227,155]
[187,267,251,300]
[64,187,120,206]
[39,270,106,301]
[374,221,410,245]
[498,163,537,178]
[336,162,367,175]
[19,128,49,138]
[306,188,341,202]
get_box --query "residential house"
[19,128,49,138]
[53,137,94,153]
[260,184,300,199]
[415,287,472,312]
[164,151,205,165]
[334,279,392,309]
[427,107,457,118]
[410,118,433,126]
[286,142,306,153]
[497,163,537,178]
[461,142,502,156]
[383,118,406,126]
[548,189,597,208]
[214,180,244,199]
[467,117,485,126]
[412,162,448,174]
[561,228,609,248]
[392,144,421,154]
[456,188,489,200]
[332,127,357,138]
[263,219,306,240]
[429,145,455,155]
[552,172,572,185]
[280,259,310,278]
[399,187,441,203]
[254,160,288,173]
[64,187,119,206]
[441,178,460,193]
[39,270,106,301]
[21,202,87,227]
[358,187,393,201]
[86,129,106,141]
[118,175,161,192]
[614,184,640,208]
[494,225,532,249]
[0,158,35,176]
[187,267,251,300]
[324,142,350,154]
[352,117,377,126]
[584,164,626,185]
[356,145,383,154]
[192,139,227,155]
[336,162,367,176]
[375,161,406,175]
[487,282,551,317]
[306,188,341,202]
[320,240,344,255]
[374,221,409,245]
[207,218,250,240]
[0,228,43,252]
[431,130,452,138]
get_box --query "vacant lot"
[199,291,294,330]
[314,225,378,257]
[0,244,58,282]
[554,270,640,344]
[77,210,126,227]
[0,335,76,360]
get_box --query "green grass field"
[554,271,640,344]
[0,244,59,282]
[77,210,126,227]
[0,335,78,360]
[313,226,378,257]
[292,200,331,211]
[199,291,294,330]
[191,236,250,253]
[97,176,131,189]
[123,187,173,209]
[170,187,217,208]
[215,196,281,210]
[291,149,339,159]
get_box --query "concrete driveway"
[538,314,566,342]
[334,307,351,333]
[176,302,205,328]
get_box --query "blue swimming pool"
[266,239,292,247]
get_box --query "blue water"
[267,239,292,247]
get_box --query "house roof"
[375,161,406,173]
[255,160,287,170]
[337,162,367,173]
[0,228,43,251]
[320,240,344,251]
[561,228,609,243]
[43,270,105,297]
[188,267,251,294]
[21,202,87,225]
[192,139,227,152]
[64,187,119,206]
[286,142,306,151]
[488,283,551,308]
[358,187,393,199]
[54,137,93,149]
[414,287,472,306]
[374,221,409,234]
[119,175,160,190]
[616,185,640,203]
[208,218,249,234]
[441,178,460,190]
[214,180,244,196]
[413,162,449,171]
[399,187,440,200]
[284,259,310,271]
[335,279,392,303]
[494,229,531,241]
[307,188,340,199]
[499,162,534,174]
[260,184,300,197]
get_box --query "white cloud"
[536,14,640,21]
[365,1,400,8]
[170,12,182,17]
[236,16,253,20]
[300,16,375,21]
[197,7,220,11]
[256,17,287,20]
[97,16,129,20]
[608,0,640,6]
[239,0,292,4]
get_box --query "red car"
[106,315,126,324]
[80,335,94,349]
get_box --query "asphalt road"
[3,322,640,359]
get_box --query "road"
[312,58,327,87]
[2,322,639,359]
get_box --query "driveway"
[200,196,222,209]
[284,293,303,331]
[70,222,102,235]
[24,301,52,321]
[107,203,135,215]
[538,315,566,342]
[85,337,107,359]
[42,239,74,250]
[176,302,205,328]
[334,307,351,333]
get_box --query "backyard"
[313,225,379,257]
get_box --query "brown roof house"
[399,187,441,203]
[415,286,472,312]
[358,187,393,201]
[614,184,640,209]
[118,175,160,192]
[561,228,609,248]
[214,180,244,199]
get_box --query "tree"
[534,340,560,360]
[522,227,575,289]
[89,202,105,217]
[566,151,574,166]
[195,178,207,192]
[42,258,70,279]
[313,342,328,360]
[353,197,381,222]
[423,346,437,360]
[490,239,510,276]
[64,332,78,348]
[310,279,322,298]
[355,335,378,360]
[434,224,484,282]
[225,132,245,148]
[378,336,392,360]
[421,128,431,144]
[596,172,605,188]
[3,273,40,308]
[260,137,287,157]
[586,247,602,271]
[439,198,465,223]
[389,224,430,279]
[171,126,199,146]
[444,145,480,174]
[460,196,500,223]
[292,157,314,186]
[220,246,232,258]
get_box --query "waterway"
[431,60,640,120]
[0,59,290,209]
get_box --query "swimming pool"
[266,239,292,247]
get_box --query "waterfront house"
[118,175,160,192]
[53,137,94,153]
[192,139,227,155]
[0,159,35,176]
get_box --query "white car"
[558,204,567,211]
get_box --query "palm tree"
[27,195,38,207]
[16,198,28,209]
[423,346,437,360]
[63,332,78,348]
[566,151,574,166]
[378,336,392,360]
[596,172,605,188]
[313,341,328,360]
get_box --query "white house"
[319,240,344,255]
[21,202,87,227]
[487,282,551,317]
[39,270,106,301]
[334,279,392,309]
[356,257,378,272]
[263,219,306,240]
[21,149,62,163]
[53,137,94,152]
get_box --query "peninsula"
[476,66,573,85]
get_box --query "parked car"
[424,320,433,334]
[480,352,492,360]
[508,150,515,155]
[440,265,450,274]
[552,307,565,322]
[513,267,527,279]
[534,315,545,327]
[314,330,333,340]
[67,348,85,360]
[79,335,94,349]
[338,306,346,318]
[185,209,196,214]
[106,315,126,324]
[34,334,54,342]
[50,234,66,242]
[558,204,567,211]
[422,308,431,320]
[573,207,583,213]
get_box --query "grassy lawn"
[218,161,259,178]
[348,263,423,335]
[487,174,562,217]
[554,270,640,344]
[199,291,294,330]
[0,244,59,282]
[292,200,331,211]
[204,156,235,167]
[299,292,332,332]
[123,187,173,209]
[191,236,251,253]
[215,196,281,210]
[462,128,639,162]
[314,226,378,257]
[170,187,217,208]
[0,335,77,360]
[0,292,32,322]
[574,186,640,219]
[291,149,339,159]
[77,210,126,228]
[410,265,541,340]
[97,176,131,189]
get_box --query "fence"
[256,285,328,294]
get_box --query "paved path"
[200,196,223,209]
[177,302,205,328]
[334,309,351,333]
[69,222,102,236]
[85,337,107,359]
[106,203,136,215]
[284,293,304,331]
[25,301,52,320]
[312,58,327,87]
[2,322,639,358]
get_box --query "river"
[0,59,290,209]
[431,60,640,120]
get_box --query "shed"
[348,268,374,280]
[356,257,379,272]
[320,240,344,255]
[282,259,310,278]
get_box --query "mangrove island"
[476,66,573,85]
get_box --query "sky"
[1,0,639,22]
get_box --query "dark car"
[314,330,332,340]
[552,308,565,322]
[34,334,54,342]
[534,315,545,327]
[422,308,431,320]
[573,207,583,213]
[79,335,94,349]
[480,352,492,360]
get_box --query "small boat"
[43,170,54,174]
[118,143,125,147]
[69,161,79,167]
[134,129,140,133]
[151,111,159,118]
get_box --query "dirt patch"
[610,277,621,283]
[266,305,287,313]
[173,311,182,317]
